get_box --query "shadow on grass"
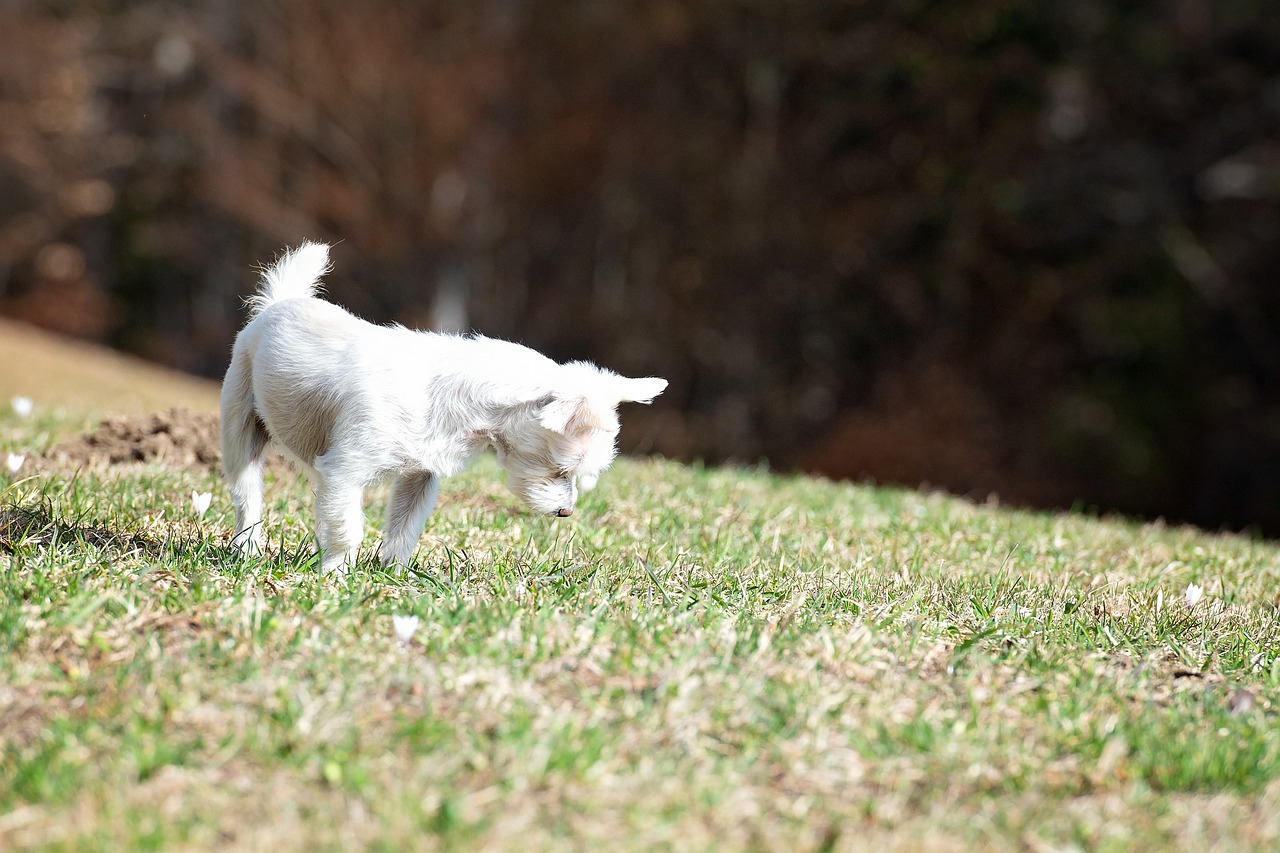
[0,500,326,585]
[0,502,164,557]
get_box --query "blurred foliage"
[1,0,1278,532]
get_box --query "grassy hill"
[0,319,219,422]
[2,327,1279,850]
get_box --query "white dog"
[220,242,666,575]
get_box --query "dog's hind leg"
[312,456,365,576]
[221,355,269,557]
[381,470,439,572]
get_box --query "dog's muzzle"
[556,508,573,517]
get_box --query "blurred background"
[1,0,1278,533]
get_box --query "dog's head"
[493,363,666,517]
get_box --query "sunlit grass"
[3,409,1280,850]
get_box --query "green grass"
[3,411,1280,850]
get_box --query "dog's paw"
[231,532,263,558]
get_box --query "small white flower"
[1184,582,1203,608]
[5,452,24,474]
[392,614,420,645]
[190,490,212,518]
[10,397,33,419]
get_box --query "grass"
[3,408,1280,851]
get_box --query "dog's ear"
[537,395,601,435]
[614,376,667,405]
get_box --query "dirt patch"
[48,407,221,469]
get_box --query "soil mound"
[50,407,221,469]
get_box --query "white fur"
[221,242,666,575]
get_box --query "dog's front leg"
[313,477,365,576]
[381,470,440,572]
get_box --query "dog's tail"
[246,242,332,318]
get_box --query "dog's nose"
[556,508,573,517]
